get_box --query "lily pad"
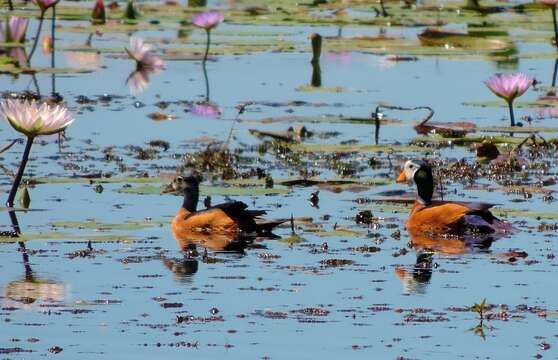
[119,184,290,196]
[0,232,135,243]
[290,142,427,153]
[49,219,163,231]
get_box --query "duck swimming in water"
[164,175,285,238]
[396,159,511,236]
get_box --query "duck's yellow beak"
[396,170,407,183]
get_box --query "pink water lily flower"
[485,73,532,103]
[126,37,165,71]
[192,11,224,63]
[32,0,60,12]
[0,100,75,137]
[485,73,532,127]
[6,16,29,43]
[192,11,224,30]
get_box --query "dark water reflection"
[396,229,496,295]
[3,211,66,310]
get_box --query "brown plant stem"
[373,104,435,126]
[224,103,250,149]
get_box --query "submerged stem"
[27,10,46,64]
[6,136,34,208]
[508,101,515,127]
[8,0,13,10]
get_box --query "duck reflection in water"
[160,246,199,283]
[161,226,269,283]
[395,229,496,295]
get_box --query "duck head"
[163,174,202,212]
[396,160,434,205]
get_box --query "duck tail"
[246,210,268,217]
[255,219,288,234]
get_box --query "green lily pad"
[0,64,94,75]
[119,184,290,196]
[49,219,164,231]
[279,234,305,245]
[290,142,427,153]
[0,232,135,243]
[32,176,167,185]
[493,208,558,220]
[479,126,558,134]
[296,85,347,93]
[311,228,366,238]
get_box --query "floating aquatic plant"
[485,73,532,127]
[125,37,165,71]
[470,298,489,320]
[192,11,224,64]
[0,100,74,208]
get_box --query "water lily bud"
[91,0,106,24]
[19,186,30,209]
[310,33,322,64]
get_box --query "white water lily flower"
[0,100,75,137]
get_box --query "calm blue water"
[1,5,558,359]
